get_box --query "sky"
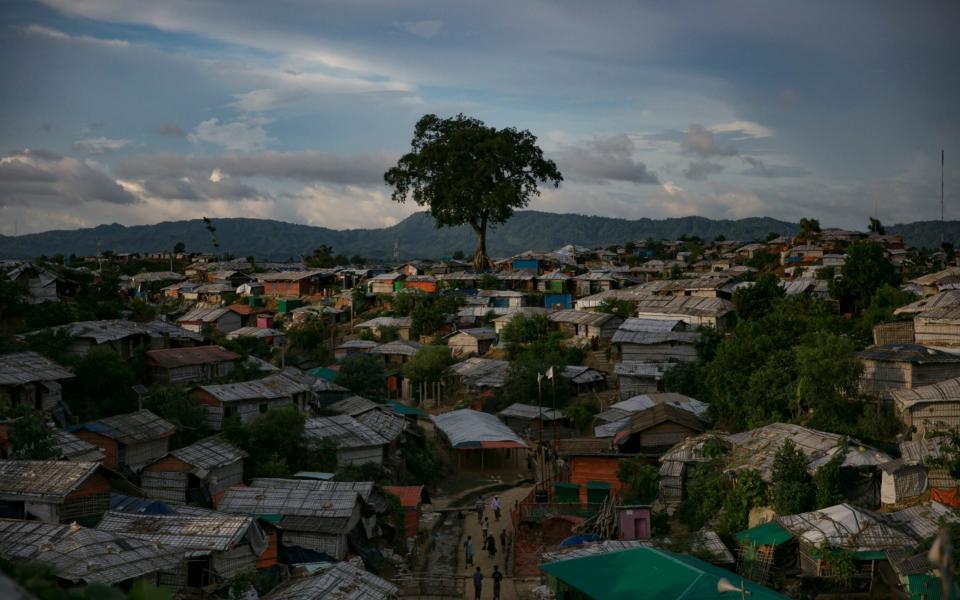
[0,0,958,235]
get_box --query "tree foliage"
[66,347,138,420]
[617,458,659,504]
[8,410,58,459]
[829,240,899,313]
[143,386,209,449]
[402,345,454,389]
[336,353,387,401]
[223,407,337,478]
[596,298,634,317]
[733,273,785,321]
[385,113,563,270]
[771,439,813,515]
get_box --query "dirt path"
[457,484,533,600]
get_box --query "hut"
[70,409,175,472]
[0,351,73,413]
[177,305,242,334]
[858,343,960,399]
[633,296,736,331]
[609,404,707,457]
[0,519,181,588]
[448,357,509,394]
[334,339,379,360]
[892,377,960,437]
[96,507,267,591]
[45,319,152,359]
[547,310,623,341]
[191,368,316,430]
[555,437,624,503]
[257,271,335,297]
[141,436,247,505]
[611,318,700,364]
[497,403,569,440]
[217,483,364,559]
[303,415,389,467]
[915,305,960,347]
[613,361,668,399]
[878,460,928,505]
[355,316,413,340]
[431,409,528,471]
[0,460,138,524]
[382,485,426,538]
[146,346,240,385]
[445,328,497,357]
[562,365,608,393]
[367,272,405,295]
[594,393,709,438]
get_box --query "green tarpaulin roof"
[736,521,794,547]
[307,367,338,382]
[909,574,960,600]
[540,547,789,600]
[388,401,427,417]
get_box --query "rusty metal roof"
[146,346,240,368]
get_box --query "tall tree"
[385,114,562,271]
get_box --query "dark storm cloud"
[555,134,659,185]
[0,149,137,206]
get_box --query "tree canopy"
[336,353,387,401]
[385,114,562,270]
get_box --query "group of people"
[464,495,510,599]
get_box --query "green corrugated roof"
[736,521,794,547]
[540,547,789,599]
[908,574,959,600]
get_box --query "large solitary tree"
[385,114,562,271]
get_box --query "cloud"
[683,161,724,181]
[188,117,274,151]
[157,123,185,137]
[115,150,394,186]
[662,181,684,196]
[710,120,774,139]
[0,149,137,206]
[683,124,738,158]
[288,184,418,229]
[20,24,130,48]
[741,156,811,178]
[73,137,133,154]
[209,168,225,183]
[398,20,443,39]
[555,134,659,185]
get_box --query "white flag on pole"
[546,366,555,380]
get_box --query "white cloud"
[73,136,133,154]
[209,168,225,183]
[291,184,418,229]
[398,20,443,39]
[662,181,684,196]
[710,120,774,139]
[188,117,274,151]
[21,24,130,48]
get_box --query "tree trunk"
[473,224,490,272]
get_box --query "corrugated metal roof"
[446,327,497,341]
[0,460,101,501]
[448,357,509,388]
[50,320,150,344]
[304,415,389,448]
[257,270,330,282]
[610,404,707,444]
[548,310,619,326]
[329,396,380,417]
[96,508,255,552]
[355,316,412,329]
[263,562,399,600]
[634,296,735,318]
[249,478,377,507]
[147,346,240,368]
[777,503,915,551]
[0,519,182,585]
[227,327,286,340]
[169,435,247,472]
[611,329,700,345]
[336,339,380,351]
[432,409,528,449]
[355,409,407,443]
[562,365,607,384]
[0,352,73,385]
[892,377,960,409]
[218,486,360,532]
[617,318,685,333]
[74,409,175,444]
[894,290,960,315]
[197,368,314,403]
[369,340,422,356]
[53,429,105,462]
[899,436,948,464]
[725,423,890,481]
[141,319,203,342]
[498,403,565,421]
[613,361,665,378]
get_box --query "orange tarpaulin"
[931,487,960,507]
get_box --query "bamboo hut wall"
[125,439,170,470]
[908,403,960,436]
[915,318,960,347]
[927,468,960,489]
[283,531,345,559]
[860,361,912,398]
[211,545,257,580]
[873,321,915,345]
[618,377,660,400]
[913,364,960,387]
[141,471,188,504]
[209,462,244,495]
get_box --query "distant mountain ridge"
[0,211,956,260]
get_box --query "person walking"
[464,535,474,567]
[475,497,485,523]
[473,566,483,600]
[486,533,497,559]
[492,565,504,600]
[482,517,490,541]
[491,495,502,521]
[499,529,507,554]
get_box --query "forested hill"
[0,211,956,260]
